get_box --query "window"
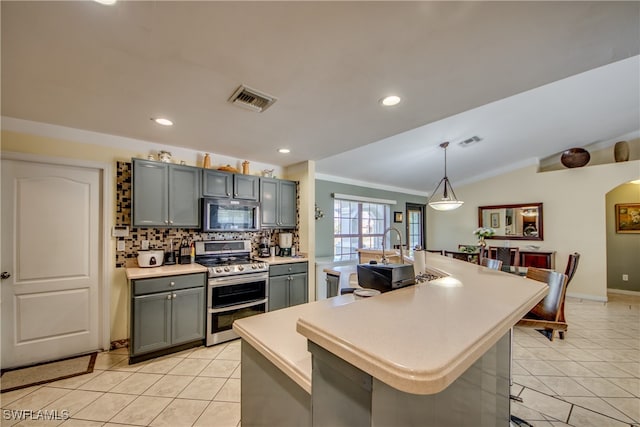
[333,199,391,259]
[405,203,426,250]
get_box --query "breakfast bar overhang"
[233,253,548,426]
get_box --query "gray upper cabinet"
[260,178,297,228]
[132,160,168,227]
[202,170,259,201]
[202,170,233,198]
[132,159,201,228]
[234,174,259,200]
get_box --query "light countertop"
[125,256,308,280]
[232,294,356,394]
[235,253,547,396]
[125,263,208,280]
[254,256,309,265]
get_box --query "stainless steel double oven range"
[195,240,268,346]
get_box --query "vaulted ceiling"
[2,1,639,193]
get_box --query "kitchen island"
[233,253,548,426]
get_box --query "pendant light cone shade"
[428,142,464,211]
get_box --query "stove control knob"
[259,263,266,269]
[224,266,230,272]
[238,265,244,271]
[251,264,257,269]
[215,268,222,274]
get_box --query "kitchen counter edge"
[125,263,208,280]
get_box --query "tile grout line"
[517,383,638,425]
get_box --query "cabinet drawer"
[269,262,308,277]
[133,273,206,296]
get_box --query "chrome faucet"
[381,227,404,265]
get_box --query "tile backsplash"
[115,161,299,268]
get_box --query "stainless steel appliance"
[195,240,269,345]
[201,198,260,232]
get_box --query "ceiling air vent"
[228,85,277,112]
[458,136,482,147]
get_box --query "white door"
[1,159,103,368]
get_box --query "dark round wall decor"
[560,148,590,168]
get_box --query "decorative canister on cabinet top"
[203,153,211,168]
[158,151,172,163]
[614,141,629,162]
[242,161,250,174]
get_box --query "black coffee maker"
[259,232,270,257]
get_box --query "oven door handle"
[209,274,268,287]
[209,298,268,314]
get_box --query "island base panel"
[241,341,311,427]
[310,332,511,427]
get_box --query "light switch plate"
[112,226,129,237]
[117,241,126,252]
[141,240,150,250]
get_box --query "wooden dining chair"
[554,252,580,338]
[516,267,569,341]
[489,246,520,267]
[444,250,473,263]
[480,257,503,270]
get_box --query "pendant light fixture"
[428,142,464,211]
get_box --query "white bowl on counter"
[137,250,165,267]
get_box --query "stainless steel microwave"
[201,198,260,232]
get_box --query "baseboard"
[607,288,640,297]
[565,292,607,302]
[110,339,129,350]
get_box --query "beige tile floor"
[511,293,639,426]
[1,293,638,427]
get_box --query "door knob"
[1,272,10,280]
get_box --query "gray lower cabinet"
[130,272,206,363]
[260,178,297,228]
[203,169,259,201]
[326,273,339,298]
[268,262,308,311]
[132,159,201,228]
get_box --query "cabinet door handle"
[165,220,169,224]
[167,294,172,300]
[170,281,175,287]
[169,220,173,225]
[172,293,177,299]
[226,192,230,196]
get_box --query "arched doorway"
[605,180,640,293]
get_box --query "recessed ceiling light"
[152,118,173,126]
[94,0,117,5]
[278,148,291,154]
[380,95,401,107]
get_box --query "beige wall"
[606,182,640,292]
[284,161,316,300]
[427,161,640,301]
[2,130,138,342]
[1,129,283,343]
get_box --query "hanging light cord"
[428,142,460,202]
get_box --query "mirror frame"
[478,203,544,241]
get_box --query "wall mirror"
[478,203,543,240]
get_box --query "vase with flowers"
[474,227,495,248]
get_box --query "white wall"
[427,161,640,300]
